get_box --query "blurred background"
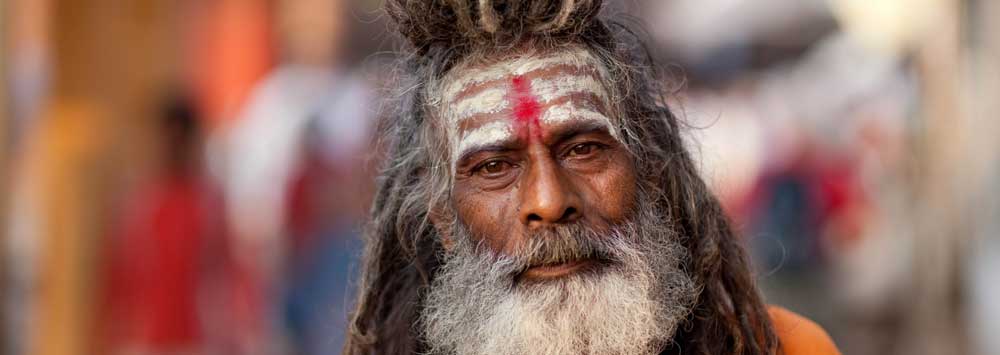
[1,0,998,354]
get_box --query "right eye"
[473,160,514,178]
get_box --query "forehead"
[437,47,617,163]
[439,47,606,102]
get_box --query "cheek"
[574,153,638,223]
[452,186,519,252]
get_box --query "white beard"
[420,209,697,355]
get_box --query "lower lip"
[519,259,598,281]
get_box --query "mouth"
[517,258,603,282]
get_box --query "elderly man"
[345,1,840,354]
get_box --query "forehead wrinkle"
[528,74,609,104]
[448,87,509,126]
[440,46,599,100]
[457,113,511,135]
[446,71,610,129]
[539,96,620,142]
[455,93,610,139]
[543,92,610,116]
[447,64,604,105]
[541,102,616,133]
[440,47,611,128]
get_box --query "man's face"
[443,46,638,280]
[421,47,696,355]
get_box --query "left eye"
[568,143,599,157]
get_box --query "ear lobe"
[429,206,455,251]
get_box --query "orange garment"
[769,306,842,355]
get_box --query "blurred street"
[2,1,999,354]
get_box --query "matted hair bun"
[386,0,604,55]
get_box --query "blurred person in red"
[98,94,229,355]
[220,0,373,352]
[281,119,369,355]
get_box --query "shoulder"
[768,306,842,355]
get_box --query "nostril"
[526,213,543,223]
[560,207,578,221]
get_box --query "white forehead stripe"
[453,120,514,162]
[541,101,620,141]
[447,73,608,125]
[441,47,597,99]
[449,87,509,124]
[540,101,612,126]
[528,75,608,103]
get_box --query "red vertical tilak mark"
[510,75,542,140]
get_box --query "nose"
[519,153,582,228]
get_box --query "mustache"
[499,223,627,272]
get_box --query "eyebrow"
[455,140,519,168]
[452,119,617,169]
[546,119,616,147]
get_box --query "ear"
[428,204,455,251]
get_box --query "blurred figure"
[281,121,365,355]
[97,94,228,355]
[219,0,373,352]
[744,134,867,272]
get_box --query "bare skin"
[441,48,638,282]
